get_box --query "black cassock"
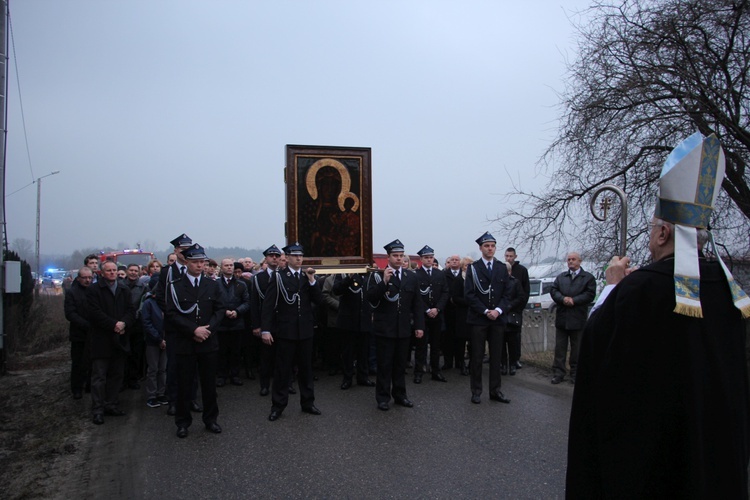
[566,256,750,499]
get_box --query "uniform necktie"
[180,266,186,275]
[193,277,199,287]
[427,268,431,277]
[394,269,400,281]
[487,262,492,272]
[294,271,299,279]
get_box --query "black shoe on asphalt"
[394,398,413,408]
[489,391,511,404]
[340,379,352,390]
[268,409,282,421]
[93,414,104,425]
[551,376,564,385]
[167,404,176,416]
[104,408,126,416]
[205,422,222,434]
[413,373,423,384]
[176,426,188,438]
[190,401,203,413]
[231,377,243,386]
[302,405,322,415]
[377,402,390,411]
[73,391,83,400]
[357,379,376,387]
[471,394,481,404]
[216,378,226,387]
[431,372,447,382]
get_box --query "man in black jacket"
[261,243,323,421]
[413,245,450,383]
[333,271,375,389]
[166,244,226,438]
[366,239,425,411]
[250,245,282,396]
[216,258,251,387]
[503,247,530,375]
[464,232,513,405]
[64,266,93,399]
[550,252,595,384]
[86,260,136,424]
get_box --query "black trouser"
[375,335,411,404]
[502,325,521,367]
[217,329,242,379]
[470,322,504,396]
[70,340,89,393]
[126,326,145,385]
[341,328,371,383]
[414,315,443,374]
[91,354,125,415]
[271,337,315,411]
[442,314,457,368]
[323,326,343,373]
[259,340,276,390]
[176,350,219,428]
[553,327,583,379]
[166,332,197,403]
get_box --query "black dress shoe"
[509,366,517,376]
[489,391,511,404]
[230,377,243,386]
[395,398,413,408]
[288,385,297,395]
[104,408,126,416]
[260,387,269,396]
[73,391,83,400]
[515,361,523,369]
[471,394,481,404]
[413,373,423,384]
[205,422,222,434]
[167,404,176,416]
[441,363,453,370]
[431,372,447,382]
[176,426,188,438]
[377,402,390,411]
[302,405,322,415]
[190,401,203,413]
[501,365,508,376]
[357,379,376,387]
[93,414,104,425]
[247,369,256,380]
[551,376,563,385]
[461,366,470,376]
[268,409,282,421]
[216,378,226,387]
[340,379,352,390]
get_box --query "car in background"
[41,269,68,292]
[526,277,556,312]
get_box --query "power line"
[8,9,34,183]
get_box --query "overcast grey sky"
[5,0,590,261]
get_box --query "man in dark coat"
[566,132,750,498]
[550,252,596,384]
[464,232,513,405]
[366,239,425,411]
[165,244,226,438]
[261,243,323,421]
[152,233,198,416]
[413,245,450,383]
[86,260,136,424]
[64,266,93,399]
[333,271,375,389]
[503,247,530,375]
[251,246,282,396]
[441,254,462,371]
[215,258,251,387]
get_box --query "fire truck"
[98,248,155,268]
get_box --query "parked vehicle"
[526,277,556,312]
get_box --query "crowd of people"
[64,232,559,435]
[62,129,750,496]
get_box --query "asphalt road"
[73,364,574,499]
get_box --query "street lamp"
[35,171,60,282]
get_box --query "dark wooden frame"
[285,145,372,272]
